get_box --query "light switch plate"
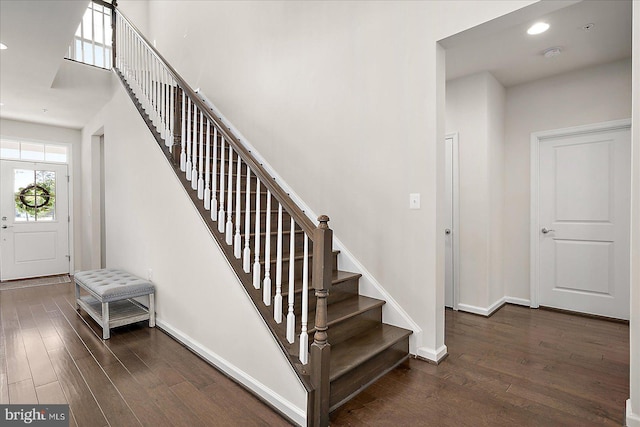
[409,193,420,209]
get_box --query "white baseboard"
[155,318,306,426]
[458,296,532,317]
[416,345,448,364]
[505,296,531,307]
[458,297,505,317]
[628,399,640,427]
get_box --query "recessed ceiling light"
[527,22,550,35]
[0,43,7,50]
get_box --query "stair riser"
[323,307,382,347]
[287,278,359,316]
[329,339,409,411]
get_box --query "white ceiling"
[0,1,633,129]
[0,0,115,130]
[442,0,632,87]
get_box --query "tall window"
[66,2,113,69]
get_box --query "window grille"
[66,1,113,69]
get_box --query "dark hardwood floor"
[331,305,629,426]
[1,282,629,426]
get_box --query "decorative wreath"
[14,180,55,217]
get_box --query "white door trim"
[529,118,632,308]
[445,133,460,310]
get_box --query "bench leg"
[149,293,156,328]
[102,302,110,340]
[75,282,81,311]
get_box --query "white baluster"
[263,190,272,304]
[299,234,309,364]
[185,98,192,180]
[166,76,171,146]
[169,77,175,148]
[154,58,159,124]
[162,67,171,147]
[204,120,211,210]
[191,106,198,190]
[210,126,218,219]
[197,110,204,198]
[152,57,156,118]
[286,216,296,343]
[165,70,171,145]
[234,155,242,258]
[225,145,234,245]
[151,58,156,120]
[152,58,158,133]
[160,66,166,140]
[217,136,226,232]
[252,178,261,289]
[139,47,149,108]
[243,169,252,273]
[274,203,283,323]
[180,91,186,171]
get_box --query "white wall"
[503,58,632,301]
[81,85,307,424]
[445,72,505,314]
[627,3,640,426]
[0,118,83,271]
[131,0,535,361]
[487,75,506,307]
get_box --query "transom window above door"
[0,139,68,163]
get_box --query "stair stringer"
[95,82,308,425]
[195,90,426,356]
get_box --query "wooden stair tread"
[309,295,384,332]
[329,324,411,382]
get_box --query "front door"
[538,125,631,319]
[0,160,70,281]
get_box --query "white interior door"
[0,160,70,281]
[537,125,631,319]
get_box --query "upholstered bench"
[74,269,156,339]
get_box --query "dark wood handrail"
[115,9,317,237]
[114,11,332,425]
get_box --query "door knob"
[541,227,555,234]
[1,225,13,229]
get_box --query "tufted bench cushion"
[74,269,155,339]
[75,269,155,303]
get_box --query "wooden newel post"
[310,215,332,427]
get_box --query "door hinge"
[66,255,71,260]
[67,175,70,183]
[68,216,71,223]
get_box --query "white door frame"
[445,133,460,310]
[0,159,72,280]
[529,118,632,308]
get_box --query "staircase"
[113,8,411,426]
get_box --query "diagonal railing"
[112,6,331,426]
